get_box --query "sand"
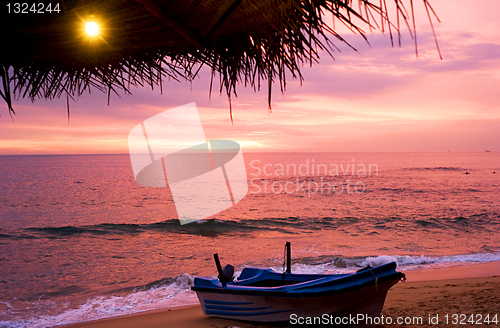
[60,262,500,328]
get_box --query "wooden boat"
[192,243,405,324]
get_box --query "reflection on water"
[0,152,499,327]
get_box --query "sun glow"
[85,22,99,36]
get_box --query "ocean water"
[0,152,499,328]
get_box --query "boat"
[192,242,405,324]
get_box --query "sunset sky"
[1,0,499,154]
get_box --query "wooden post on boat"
[213,253,226,286]
[286,242,291,273]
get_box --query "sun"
[86,22,99,36]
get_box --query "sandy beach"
[60,262,500,328]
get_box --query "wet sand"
[60,262,500,328]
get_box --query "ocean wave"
[20,219,275,238]
[0,274,197,328]
[269,252,500,274]
[7,217,327,239]
[0,213,496,239]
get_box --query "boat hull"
[195,278,398,324]
[193,262,404,324]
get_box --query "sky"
[1,0,500,154]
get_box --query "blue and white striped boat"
[192,244,404,323]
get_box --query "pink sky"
[1,0,500,154]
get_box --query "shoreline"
[403,261,500,282]
[58,261,500,328]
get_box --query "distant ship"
[485,150,491,152]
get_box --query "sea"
[0,151,499,328]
